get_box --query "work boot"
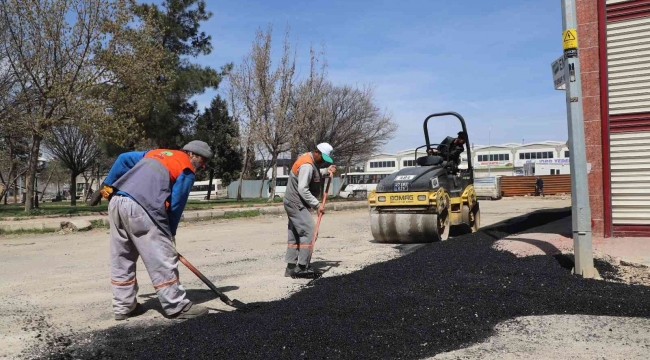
[114,303,146,321]
[170,302,209,320]
[291,265,322,279]
[284,264,297,277]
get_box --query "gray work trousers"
[109,196,190,316]
[284,202,316,266]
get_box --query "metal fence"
[227,177,344,199]
[227,180,269,199]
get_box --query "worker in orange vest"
[95,141,213,320]
[283,143,336,278]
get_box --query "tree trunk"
[267,152,279,202]
[258,160,269,198]
[24,134,42,212]
[290,147,300,164]
[70,172,78,206]
[237,146,251,201]
[14,179,18,204]
[4,161,16,205]
[85,178,95,201]
[207,168,215,200]
[337,155,353,196]
[40,168,55,201]
[81,173,90,200]
[34,175,39,208]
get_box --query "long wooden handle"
[178,253,230,303]
[310,172,334,256]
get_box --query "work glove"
[88,183,114,206]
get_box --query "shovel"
[178,253,251,311]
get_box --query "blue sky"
[174,0,568,153]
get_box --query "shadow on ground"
[39,207,650,360]
[138,286,241,315]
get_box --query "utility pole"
[561,0,597,278]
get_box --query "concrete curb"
[0,201,369,232]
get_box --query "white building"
[364,141,570,177]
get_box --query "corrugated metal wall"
[609,132,650,225]
[227,180,270,199]
[500,175,571,197]
[607,16,650,115]
[606,8,650,227]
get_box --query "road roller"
[368,112,480,243]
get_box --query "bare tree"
[226,74,253,201]
[0,0,171,211]
[229,24,303,201]
[44,123,101,206]
[297,83,398,194]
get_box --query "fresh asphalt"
[42,209,650,359]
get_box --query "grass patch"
[0,202,109,219]
[0,228,58,236]
[0,196,359,219]
[222,210,261,219]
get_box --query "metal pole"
[561,0,597,278]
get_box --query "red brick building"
[578,0,650,237]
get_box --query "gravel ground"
[34,209,650,360]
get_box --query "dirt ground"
[431,315,650,360]
[0,198,578,359]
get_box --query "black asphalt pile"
[45,209,650,360]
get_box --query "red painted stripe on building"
[613,225,650,237]
[609,112,650,132]
[599,0,613,238]
[607,0,650,22]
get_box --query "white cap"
[316,143,334,163]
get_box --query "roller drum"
[370,210,447,243]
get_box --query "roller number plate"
[395,175,415,181]
[394,183,409,192]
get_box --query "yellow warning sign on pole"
[563,29,578,50]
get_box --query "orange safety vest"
[144,149,194,210]
[292,153,316,176]
[144,149,195,181]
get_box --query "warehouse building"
[575,0,650,237]
[364,141,570,177]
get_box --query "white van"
[188,179,227,200]
[270,175,289,198]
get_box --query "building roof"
[374,140,568,158]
